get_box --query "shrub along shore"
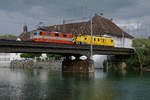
[103,38,150,71]
[126,38,150,71]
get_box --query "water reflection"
[0,68,150,100]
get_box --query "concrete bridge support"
[62,55,94,73]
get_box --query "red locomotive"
[30,30,73,44]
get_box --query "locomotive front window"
[55,34,59,37]
[85,38,87,40]
[34,32,37,36]
[111,40,113,42]
[48,33,51,36]
[63,34,66,37]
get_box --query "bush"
[46,53,63,60]
[20,53,41,58]
[126,54,140,68]
[127,38,150,69]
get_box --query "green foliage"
[126,54,140,67]
[127,38,150,69]
[20,53,41,58]
[103,60,108,68]
[46,53,63,59]
[132,38,150,47]
[0,34,18,39]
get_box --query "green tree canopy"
[127,38,150,70]
[0,34,18,40]
[46,53,63,59]
[20,53,41,58]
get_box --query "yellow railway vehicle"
[73,35,114,47]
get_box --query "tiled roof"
[39,15,134,38]
[19,15,134,40]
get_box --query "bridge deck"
[0,40,134,56]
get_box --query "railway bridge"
[0,40,134,72]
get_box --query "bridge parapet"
[0,40,134,56]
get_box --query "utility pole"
[63,19,65,33]
[122,31,124,48]
[90,16,93,59]
[61,15,93,59]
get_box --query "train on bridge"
[30,30,114,47]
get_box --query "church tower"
[23,24,28,33]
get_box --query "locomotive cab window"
[48,33,51,36]
[39,32,42,35]
[98,38,100,42]
[34,32,37,36]
[84,38,87,40]
[111,40,113,42]
[55,34,59,37]
[94,38,96,41]
[63,34,66,37]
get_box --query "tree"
[131,38,150,70]
[0,34,18,40]
[126,54,140,68]
[20,53,41,58]
[46,53,63,60]
[136,47,146,70]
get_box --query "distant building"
[23,24,28,33]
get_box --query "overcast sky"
[0,0,150,37]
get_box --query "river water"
[0,68,150,100]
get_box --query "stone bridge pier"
[62,55,94,73]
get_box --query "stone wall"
[62,59,94,73]
[10,59,62,70]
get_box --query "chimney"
[100,13,103,17]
